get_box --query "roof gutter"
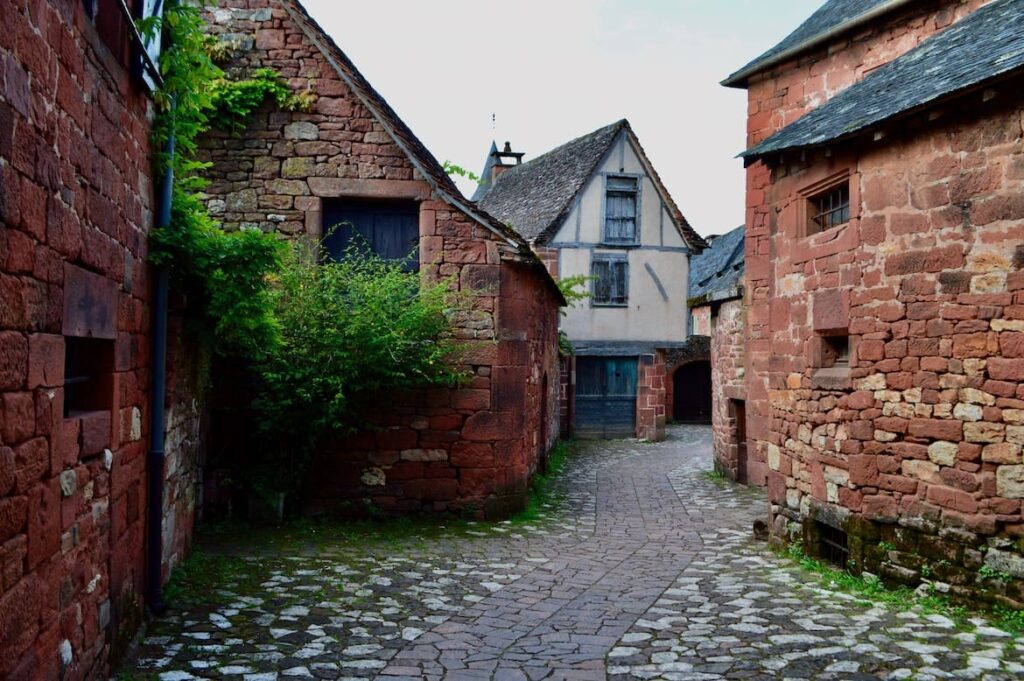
[721,0,916,88]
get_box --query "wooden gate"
[575,356,637,439]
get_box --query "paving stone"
[129,426,1022,679]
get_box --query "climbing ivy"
[142,3,470,506]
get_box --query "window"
[84,0,132,67]
[816,521,849,568]
[592,255,628,306]
[83,0,164,89]
[64,338,114,417]
[807,181,850,235]
[603,176,639,244]
[322,199,420,271]
[819,334,850,369]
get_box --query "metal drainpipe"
[147,114,174,616]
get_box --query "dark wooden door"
[673,361,712,423]
[322,199,419,270]
[575,357,637,439]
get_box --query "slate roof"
[722,0,903,87]
[280,0,538,257]
[476,120,706,251]
[687,225,744,305]
[744,0,1024,160]
[470,141,499,201]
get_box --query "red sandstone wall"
[0,1,206,677]
[742,0,986,518]
[637,352,667,441]
[761,93,1024,600]
[710,299,747,481]
[200,1,560,517]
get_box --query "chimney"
[490,141,524,183]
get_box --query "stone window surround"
[774,154,862,266]
[306,178,435,258]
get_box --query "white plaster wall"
[552,132,691,343]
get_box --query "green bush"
[144,3,470,506]
[245,242,469,498]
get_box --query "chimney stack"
[490,141,524,183]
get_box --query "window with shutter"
[138,0,164,92]
[592,255,628,306]
[603,175,639,244]
[322,199,420,271]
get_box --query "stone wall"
[0,1,204,676]
[742,0,988,518]
[637,352,667,442]
[199,0,561,517]
[709,299,748,482]
[748,36,1024,605]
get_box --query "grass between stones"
[511,440,572,523]
[781,542,1024,635]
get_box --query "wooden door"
[575,357,638,439]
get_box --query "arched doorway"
[672,361,712,423]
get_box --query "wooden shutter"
[592,260,612,304]
[322,200,420,270]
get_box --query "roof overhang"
[721,0,916,88]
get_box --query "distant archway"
[672,361,712,423]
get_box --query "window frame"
[799,171,852,238]
[591,253,629,307]
[601,173,642,246]
[320,198,421,271]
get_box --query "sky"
[301,0,823,238]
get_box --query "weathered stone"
[284,121,319,140]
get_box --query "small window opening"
[816,521,849,568]
[807,182,850,235]
[592,257,628,306]
[821,335,850,369]
[64,338,114,417]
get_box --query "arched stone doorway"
[672,361,712,423]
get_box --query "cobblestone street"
[133,426,1024,680]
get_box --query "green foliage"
[143,5,470,505]
[557,274,593,312]
[208,68,314,134]
[702,469,727,483]
[443,160,481,185]
[512,441,572,523]
[245,243,469,497]
[161,549,267,610]
[978,564,1013,583]
[555,274,593,357]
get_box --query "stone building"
[0,0,205,677]
[200,0,563,517]
[686,226,748,481]
[726,0,1024,602]
[474,120,707,441]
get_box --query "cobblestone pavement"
[133,426,1024,680]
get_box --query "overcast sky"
[301,0,822,237]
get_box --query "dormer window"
[603,175,640,244]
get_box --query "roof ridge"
[501,119,628,176]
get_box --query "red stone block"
[0,332,28,391]
[26,334,63,389]
[375,429,417,451]
[2,391,35,444]
[26,477,59,570]
[926,485,978,514]
[988,358,1024,381]
[908,418,962,441]
[79,411,111,457]
[450,443,494,469]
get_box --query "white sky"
[301,0,822,237]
